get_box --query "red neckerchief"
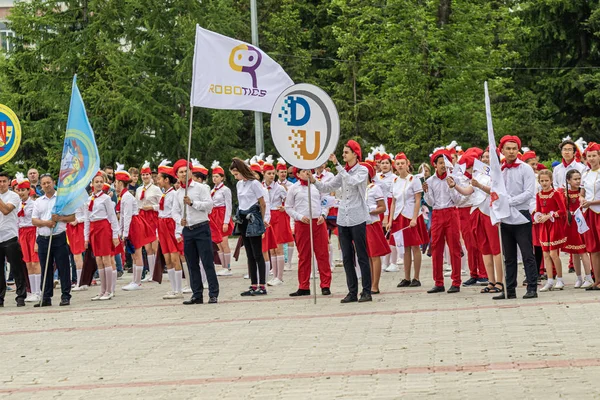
[265,182,273,190]
[159,187,173,210]
[501,161,519,170]
[140,184,149,200]
[88,192,103,212]
[299,179,309,187]
[344,162,358,172]
[17,201,26,217]
[116,189,127,213]
[316,174,324,181]
[211,183,223,197]
[464,171,472,179]
[562,158,573,168]
[436,171,447,180]
[179,179,192,189]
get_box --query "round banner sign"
[270,83,340,169]
[0,104,21,165]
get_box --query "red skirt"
[138,209,158,239]
[89,220,115,257]
[366,221,391,257]
[209,206,234,244]
[564,215,587,254]
[66,223,85,255]
[270,209,294,244]
[584,210,600,253]
[262,225,278,253]
[113,239,124,257]
[379,197,393,222]
[19,226,39,263]
[470,209,500,255]
[535,218,567,252]
[389,214,428,247]
[129,214,155,249]
[158,217,180,254]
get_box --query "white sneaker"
[268,278,283,286]
[461,269,468,276]
[121,282,135,291]
[581,279,594,289]
[444,271,452,277]
[25,293,40,303]
[99,292,114,300]
[444,266,452,271]
[216,268,232,276]
[163,291,183,299]
[141,276,153,283]
[540,282,554,292]
[554,280,565,290]
[574,279,583,289]
[385,264,399,272]
[182,287,192,294]
[91,293,104,301]
[243,274,250,279]
[71,285,88,292]
[122,283,142,291]
[396,259,404,265]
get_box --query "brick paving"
[2,238,600,399]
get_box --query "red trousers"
[457,207,487,279]
[294,219,332,290]
[431,208,462,287]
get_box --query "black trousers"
[183,222,219,298]
[501,213,538,293]
[240,219,266,285]
[37,232,71,301]
[338,222,371,296]
[0,237,27,304]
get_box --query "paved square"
[2,238,600,399]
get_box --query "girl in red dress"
[210,161,235,276]
[534,170,568,292]
[68,204,87,291]
[563,170,593,288]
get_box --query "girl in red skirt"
[386,153,428,287]
[156,162,184,299]
[15,173,41,302]
[276,159,296,271]
[136,161,162,283]
[210,161,235,277]
[115,166,155,292]
[374,151,396,271]
[85,172,120,301]
[581,143,600,290]
[363,162,390,294]
[534,170,567,292]
[563,170,593,288]
[263,157,288,286]
[68,204,87,291]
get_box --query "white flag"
[190,25,294,113]
[452,163,465,177]
[473,159,491,176]
[392,229,405,257]
[574,208,590,234]
[485,82,527,225]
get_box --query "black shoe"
[34,300,52,307]
[427,286,445,294]
[16,299,25,307]
[585,285,600,291]
[253,287,267,296]
[208,297,218,304]
[241,289,255,296]
[59,299,70,306]
[569,267,575,273]
[540,274,548,280]
[447,285,460,293]
[462,278,478,286]
[409,279,421,287]
[117,271,124,278]
[321,288,331,296]
[523,291,538,299]
[522,279,528,286]
[183,297,203,305]
[358,292,372,302]
[397,279,411,288]
[290,289,311,297]
[493,292,516,300]
[340,293,358,303]
[476,278,489,286]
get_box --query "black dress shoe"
[183,297,203,305]
[321,288,331,296]
[427,286,445,294]
[208,297,218,304]
[290,289,311,297]
[409,279,421,287]
[523,291,538,299]
[397,279,411,288]
[358,292,372,302]
[447,286,460,293]
[16,299,25,307]
[493,292,516,300]
[34,300,52,307]
[462,278,478,286]
[59,299,70,306]
[340,293,358,303]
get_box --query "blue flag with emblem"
[52,75,100,215]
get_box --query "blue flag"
[52,75,100,215]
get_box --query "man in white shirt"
[310,140,372,303]
[0,172,28,307]
[553,138,587,189]
[496,135,538,300]
[32,174,76,307]
[171,159,219,305]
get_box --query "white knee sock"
[28,274,35,294]
[112,269,117,292]
[276,255,285,280]
[224,253,231,270]
[135,265,144,284]
[167,269,176,292]
[147,254,156,279]
[104,268,113,294]
[265,261,271,279]
[98,268,107,294]
[271,256,278,279]
[288,247,295,267]
[76,269,82,286]
[34,274,41,295]
[175,270,183,293]
[218,251,225,267]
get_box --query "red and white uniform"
[66,204,86,255]
[84,191,119,257]
[17,198,39,263]
[533,189,567,251]
[374,171,395,220]
[365,183,391,257]
[265,181,292,245]
[136,183,162,239]
[261,183,277,253]
[209,183,234,244]
[582,168,600,252]
[157,187,181,255]
[469,172,500,256]
[119,189,155,250]
[285,181,332,290]
[389,174,428,247]
[564,189,586,254]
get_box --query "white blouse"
[366,184,385,224]
[236,179,264,210]
[583,169,600,214]
[392,175,423,220]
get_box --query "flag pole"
[183,106,194,221]
[38,227,54,307]
[307,181,317,304]
[497,223,508,297]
